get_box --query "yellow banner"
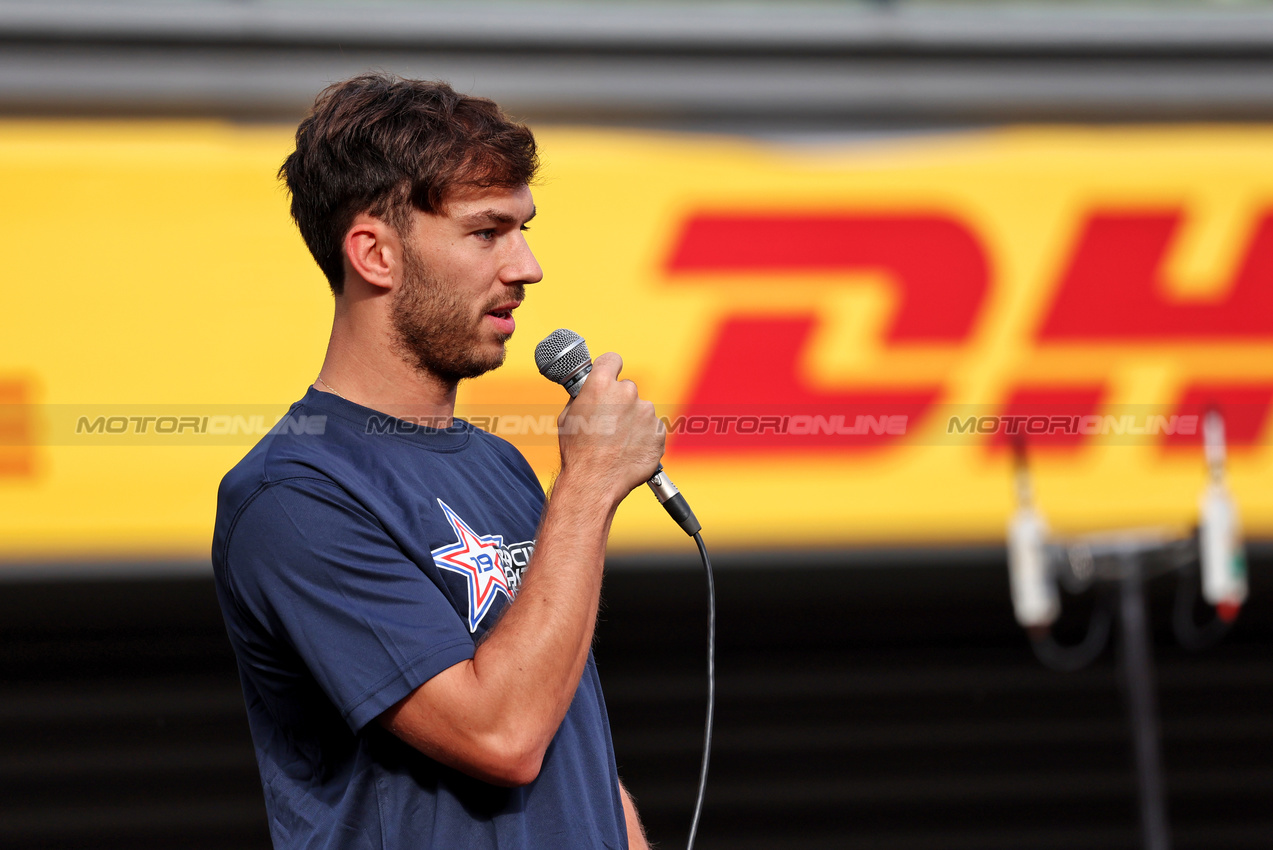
[3,121,1273,560]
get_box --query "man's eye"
[475,229,496,241]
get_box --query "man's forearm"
[380,465,619,786]
[380,352,663,786]
[464,466,618,765]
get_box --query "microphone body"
[1199,483,1245,621]
[535,329,701,536]
[1007,504,1058,630]
[1199,410,1246,621]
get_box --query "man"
[212,73,661,849]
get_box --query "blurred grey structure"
[3,0,1273,129]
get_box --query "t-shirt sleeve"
[221,477,475,733]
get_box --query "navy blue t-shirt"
[211,388,627,849]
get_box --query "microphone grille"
[535,328,591,384]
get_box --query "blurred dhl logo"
[5,205,1272,478]
[0,378,33,477]
[662,207,1273,456]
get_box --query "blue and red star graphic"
[431,499,510,632]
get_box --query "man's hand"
[556,352,664,507]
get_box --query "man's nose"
[503,235,543,286]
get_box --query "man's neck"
[314,312,459,428]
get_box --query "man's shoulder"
[216,433,333,515]
[220,402,331,490]
[212,394,352,555]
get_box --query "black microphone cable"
[686,530,715,850]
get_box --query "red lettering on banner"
[665,213,989,454]
[990,387,1106,452]
[667,214,989,342]
[0,377,35,478]
[1040,211,1273,340]
[1161,384,1273,450]
[669,316,938,453]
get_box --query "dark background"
[2,548,1269,850]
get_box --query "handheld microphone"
[1008,504,1057,630]
[1008,440,1058,630]
[535,328,701,536]
[1199,410,1246,622]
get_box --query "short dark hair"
[280,73,539,294]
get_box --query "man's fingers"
[590,352,623,382]
[583,353,642,403]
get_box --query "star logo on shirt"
[431,499,511,632]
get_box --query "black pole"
[1118,555,1172,850]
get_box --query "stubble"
[390,241,522,385]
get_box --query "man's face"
[390,184,542,385]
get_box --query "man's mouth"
[485,303,519,335]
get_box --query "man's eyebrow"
[459,206,537,227]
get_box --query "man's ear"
[342,213,400,293]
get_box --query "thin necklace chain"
[315,375,347,400]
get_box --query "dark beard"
[390,243,522,385]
